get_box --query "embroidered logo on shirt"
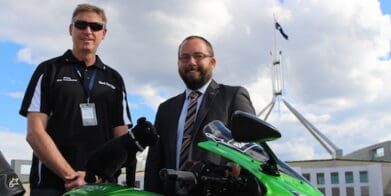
[56,77,78,82]
[98,81,116,89]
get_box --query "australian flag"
[275,22,288,40]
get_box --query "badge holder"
[80,102,98,126]
[74,65,98,127]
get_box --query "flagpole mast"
[258,17,343,159]
[258,15,282,120]
[273,14,277,68]
[273,15,283,97]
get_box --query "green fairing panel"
[198,141,323,196]
[64,183,161,196]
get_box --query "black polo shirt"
[19,50,132,190]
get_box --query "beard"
[179,66,212,90]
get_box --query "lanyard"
[73,64,97,103]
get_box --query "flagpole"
[259,17,343,158]
[259,15,280,119]
[273,14,277,69]
[272,14,282,97]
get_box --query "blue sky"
[0,42,156,133]
[0,42,32,132]
[381,0,390,13]
[0,0,390,162]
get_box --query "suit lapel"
[170,92,186,144]
[193,80,219,135]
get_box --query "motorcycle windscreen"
[203,120,269,163]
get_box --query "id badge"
[80,103,98,126]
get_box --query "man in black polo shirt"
[19,4,132,195]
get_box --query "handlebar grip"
[159,169,197,183]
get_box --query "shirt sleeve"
[19,63,52,117]
[112,73,132,128]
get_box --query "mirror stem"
[260,142,280,176]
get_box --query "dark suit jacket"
[144,80,255,194]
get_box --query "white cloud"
[17,48,33,64]
[4,92,25,99]
[270,139,330,161]
[134,85,166,110]
[382,134,391,142]
[149,0,233,44]
[0,129,31,163]
[246,66,274,113]
[316,97,355,112]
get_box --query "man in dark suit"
[144,35,255,194]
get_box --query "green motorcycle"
[65,111,323,196]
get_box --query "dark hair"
[178,35,214,57]
[71,3,107,23]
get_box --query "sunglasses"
[73,20,105,31]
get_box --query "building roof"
[287,158,391,168]
[343,140,390,161]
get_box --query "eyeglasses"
[72,20,105,31]
[178,53,213,62]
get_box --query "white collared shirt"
[175,79,212,169]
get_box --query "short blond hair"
[71,3,107,23]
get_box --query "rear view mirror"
[231,111,281,143]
